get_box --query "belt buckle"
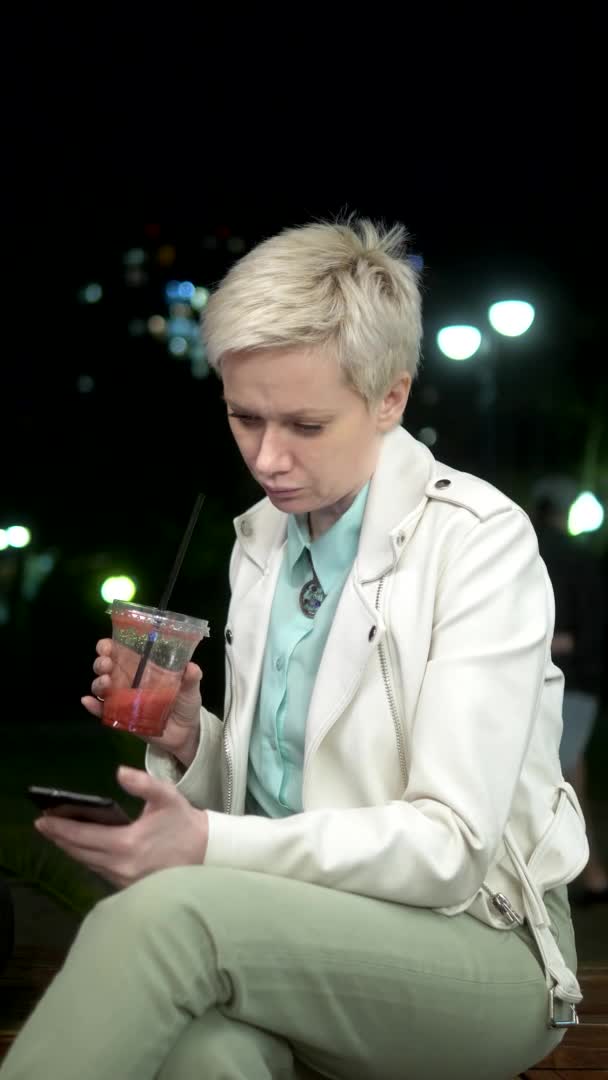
[549,986,580,1028]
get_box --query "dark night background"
[1,14,606,898]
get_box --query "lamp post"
[437,300,535,482]
[0,525,33,683]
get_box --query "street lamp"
[5,525,31,549]
[488,300,535,337]
[437,299,535,481]
[0,525,32,550]
[100,575,137,603]
[568,492,605,536]
[436,325,482,361]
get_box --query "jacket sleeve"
[203,507,553,909]
[145,707,223,811]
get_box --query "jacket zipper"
[375,577,408,785]
[482,884,524,925]
[223,650,235,814]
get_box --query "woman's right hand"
[81,639,203,769]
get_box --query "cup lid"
[109,600,209,638]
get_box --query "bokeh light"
[488,300,535,337]
[168,336,188,357]
[100,575,137,603]
[437,326,482,361]
[191,287,210,311]
[80,283,103,304]
[568,492,605,536]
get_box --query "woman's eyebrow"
[223,397,335,420]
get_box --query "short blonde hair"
[202,217,422,405]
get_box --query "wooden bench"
[1,949,606,1074]
[0,945,66,1062]
[520,963,608,1078]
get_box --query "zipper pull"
[492,892,522,925]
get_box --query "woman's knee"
[158,1009,294,1080]
[80,866,207,949]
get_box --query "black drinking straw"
[131,493,206,689]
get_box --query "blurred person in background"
[533,476,608,904]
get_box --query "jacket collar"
[233,426,438,582]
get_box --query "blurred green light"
[488,300,535,337]
[7,525,31,548]
[82,283,103,304]
[437,325,482,361]
[191,287,210,311]
[567,492,604,536]
[101,575,137,603]
[0,529,8,551]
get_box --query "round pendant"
[299,576,326,618]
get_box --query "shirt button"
[274,656,284,671]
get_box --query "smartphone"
[27,785,131,826]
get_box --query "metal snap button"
[368,626,377,642]
[434,479,451,489]
[240,520,253,536]
[225,628,233,644]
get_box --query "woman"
[2,219,588,1080]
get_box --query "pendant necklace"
[298,515,326,618]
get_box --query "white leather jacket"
[148,425,588,1024]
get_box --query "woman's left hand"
[34,766,209,889]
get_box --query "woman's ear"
[376,374,412,431]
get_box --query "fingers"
[91,673,111,698]
[181,663,203,695]
[96,639,112,657]
[82,691,103,717]
[116,765,174,805]
[91,647,113,700]
[93,655,112,677]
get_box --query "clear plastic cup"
[102,600,209,737]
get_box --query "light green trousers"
[1,867,575,1080]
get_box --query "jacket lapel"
[304,574,385,766]
[229,427,435,782]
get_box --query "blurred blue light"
[80,283,103,304]
[168,336,189,357]
[167,316,196,338]
[165,280,182,302]
[178,281,195,299]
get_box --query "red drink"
[102,686,178,737]
[102,601,209,737]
